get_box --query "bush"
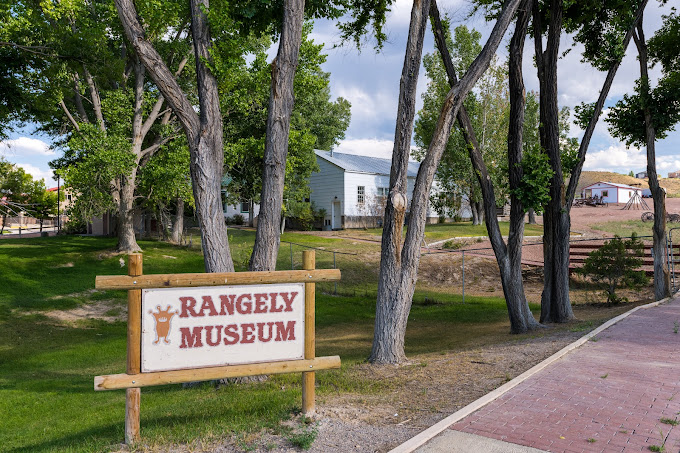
[578,234,649,304]
[60,219,87,234]
[453,214,463,223]
[226,214,245,226]
[442,239,463,250]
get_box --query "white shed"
[581,181,641,204]
[309,150,438,229]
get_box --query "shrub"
[226,214,245,225]
[443,239,463,250]
[578,234,649,304]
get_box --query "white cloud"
[0,137,55,158]
[581,143,680,177]
[15,163,56,184]
[583,144,644,173]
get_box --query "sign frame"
[94,251,341,445]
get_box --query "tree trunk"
[528,209,536,224]
[171,197,184,244]
[115,0,233,273]
[634,19,670,300]
[471,202,480,225]
[250,0,305,272]
[431,0,538,333]
[536,0,647,321]
[248,199,254,227]
[534,0,574,324]
[370,0,522,364]
[117,170,141,252]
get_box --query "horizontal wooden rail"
[96,269,341,290]
[95,356,341,390]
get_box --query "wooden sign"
[94,251,341,445]
[141,284,305,372]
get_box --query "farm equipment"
[640,212,680,222]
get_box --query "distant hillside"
[575,171,680,197]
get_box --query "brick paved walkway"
[449,298,680,453]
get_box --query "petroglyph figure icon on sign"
[149,305,178,344]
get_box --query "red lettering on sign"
[269,292,283,312]
[179,297,200,318]
[275,321,296,341]
[257,322,275,342]
[223,324,239,345]
[241,323,256,343]
[200,296,218,316]
[280,292,298,312]
[254,293,268,313]
[219,294,235,316]
[179,326,204,348]
[205,325,223,346]
[236,294,252,314]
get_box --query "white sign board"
[141,283,305,372]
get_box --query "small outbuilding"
[581,181,641,204]
[635,171,648,179]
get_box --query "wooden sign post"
[95,251,340,445]
[126,254,142,444]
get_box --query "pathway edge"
[388,292,679,453]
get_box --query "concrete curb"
[389,292,679,453]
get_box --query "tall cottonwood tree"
[535,0,648,323]
[415,24,508,225]
[3,0,185,252]
[370,0,522,364]
[606,7,680,300]
[428,0,545,333]
[116,0,238,271]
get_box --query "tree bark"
[431,0,538,333]
[528,208,536,224]
[370,0,522,364]
[534,0,573,324]
[537,0,647,322]
[171,197,184,244]
[633,19,670,300]
[115,0,233,272]
[250,0,305,272]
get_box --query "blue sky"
[2,0,679,187]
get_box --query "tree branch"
[565,0,648,205]
[115,0,200,141]
[83,66,106,131]
[59,99,80,133]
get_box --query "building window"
[357,186,365,204]
[67,194,72,202]
[377,187,389,198]
[241,201,249,213]
[601,190,608,197]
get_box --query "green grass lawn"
[0,233,588,452]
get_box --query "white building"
[635,171,647,179]
[309,150,438,229]
[581,181,641,204]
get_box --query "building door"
[332,201,342,229]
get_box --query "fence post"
[126,254,143,444]
[302,250,316,415]
[461,250,465,304]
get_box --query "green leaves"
[578,234,649,304]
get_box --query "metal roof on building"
[582,181,642,190]
[315,150,420,177]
